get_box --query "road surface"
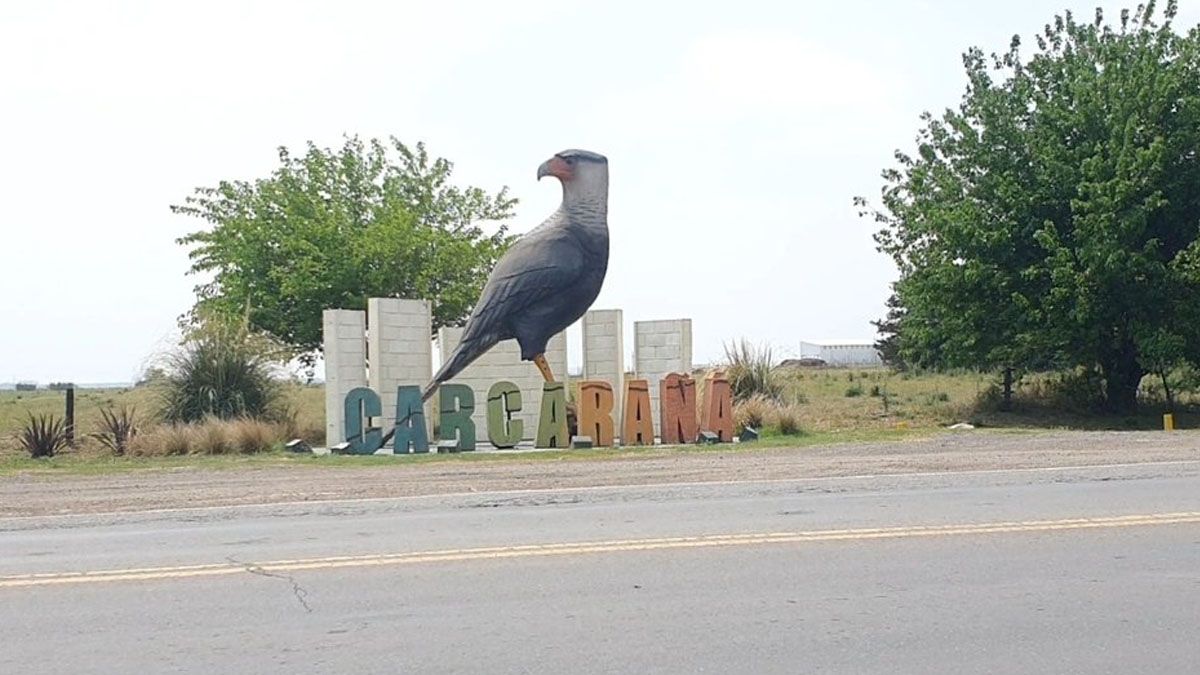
[2,460,1199,673]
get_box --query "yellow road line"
[3,512,1199,589]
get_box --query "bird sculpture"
[421,149,610,401]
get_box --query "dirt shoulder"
[2,430,1197,518]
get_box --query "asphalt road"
[2,461,1200,674]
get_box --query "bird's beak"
[537,156,570,181]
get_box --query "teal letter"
[344,387,383,455]
[438,384,476,451]
[487,381,523,449]
[392,385,430,454]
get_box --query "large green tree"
[859,1,1200,413]
[174,137,516,363]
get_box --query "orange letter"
[578,380,615,447]
[702,375,734,442]
[622,379,654,445]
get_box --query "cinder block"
[437,327,568,441]
[368,298,433,442]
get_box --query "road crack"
[227,556,313,613]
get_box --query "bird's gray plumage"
[422,149,609,401]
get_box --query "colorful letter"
[578,380,615,447]
[391,385,429,454]
[343,387,383,455]
[622,379,654,445]
[438,384,476,451]
[536,381,569,448]
[487,381,523,449]
[702,375,734,443]
[659,373,698,445]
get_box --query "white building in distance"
[798,340,883,367]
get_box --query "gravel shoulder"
[2,430,1198,517]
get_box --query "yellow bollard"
[1163,413,1175,432]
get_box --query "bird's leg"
[534,354,556,383]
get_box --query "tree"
[871,290,906,370]
[858,1,1200,413]
[174,136,516,362]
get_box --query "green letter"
[486,381,523,449]
[535,382,569,449]
[392,385,429,454]
[438,384,476,451]
[344,387,383,455]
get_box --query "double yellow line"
[4,512,1199,590]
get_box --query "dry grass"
[1,384,324,458]
[128,418,286,457]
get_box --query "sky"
[3,0,1198,384]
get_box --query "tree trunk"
[1001,368,1014,412]
[1102,344,1144,415]
[1160,370,1175,414]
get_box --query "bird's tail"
[421,335,495,402]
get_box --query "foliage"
[174,136,517,361]
[733,395,774,431]
[160,318,284,424]
[18,414,69,458]
[129,418,284,456]
[722,339,784,402]
[858,2,1200,413]
[774,405,803,436]
[94,406,138,456]
[872,291,907,370]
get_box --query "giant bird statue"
[422,149,610,401]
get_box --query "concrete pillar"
[323,309,367,448]
[633,318,693,434]
[367,298,433,440]
[582,309,625,439]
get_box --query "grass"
[0,426,929,478]
[0,384,324,459]
[1,366,1194,471]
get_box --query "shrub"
[18,414,70,458]
[129,418,284,456]
[775,405,803,436]
[845,384,865,398]
[722,339,783,402]
[160,319,284,423]
[94,406,138,456]
[227,418,282,454]
[734,395,774,431]
[130,424,196,457]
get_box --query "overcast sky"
[3,0,1196,383]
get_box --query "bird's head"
[537,149,608,197]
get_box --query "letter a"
[392,385,429,454]
[622,379,654,446]
[702,375,734,442]
[536,382,569,448]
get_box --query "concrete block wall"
[436,328,568,443]
[323,309,367,448]
[582,310,625,438]
[633,319,693,433]
[367,298,433,436]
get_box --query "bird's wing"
[461,229,584,344]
